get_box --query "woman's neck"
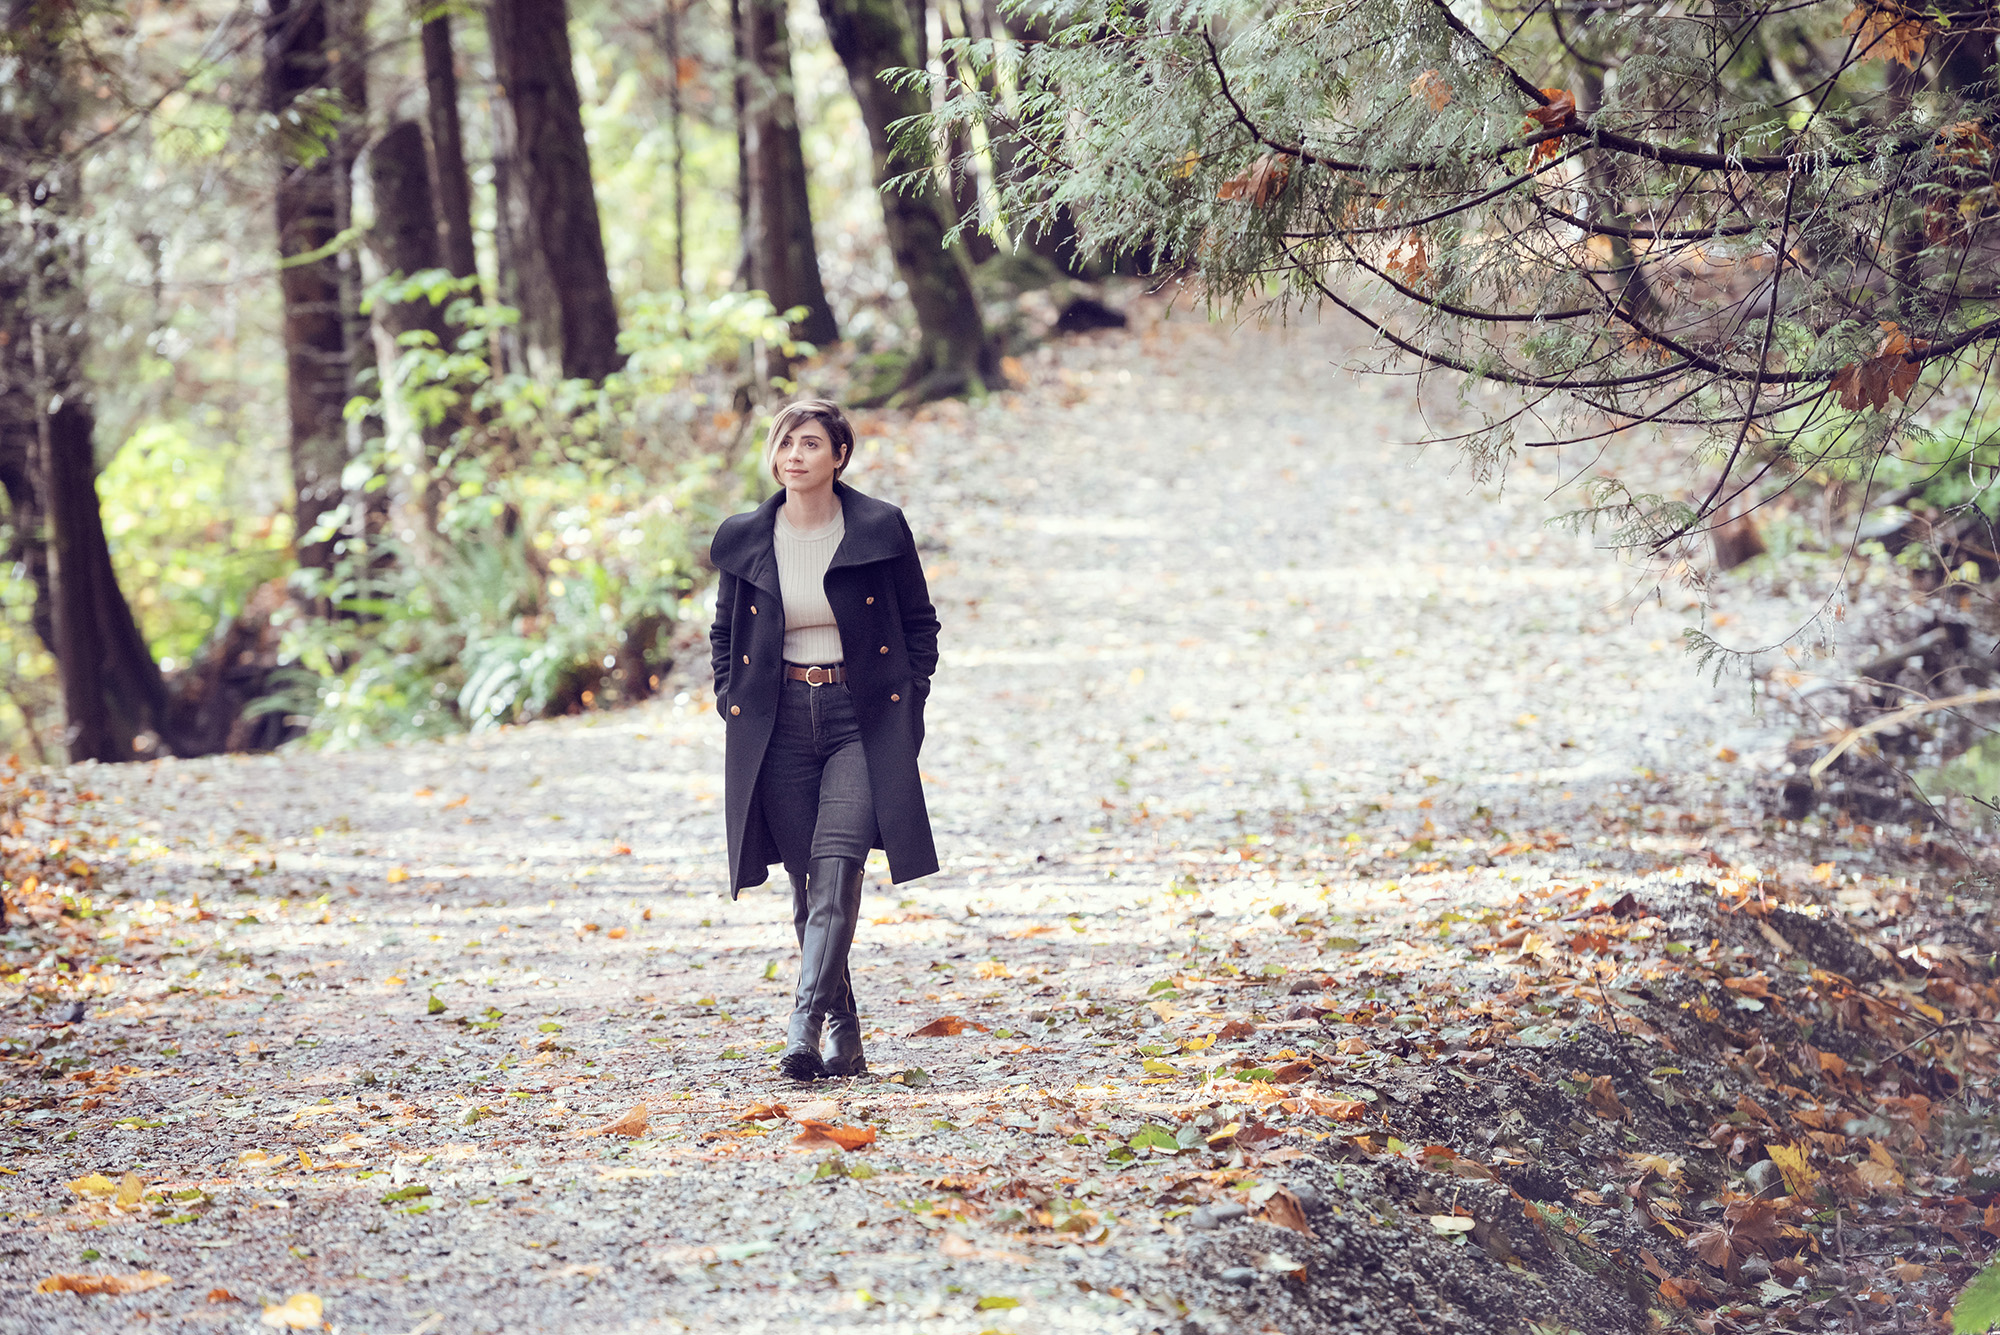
[782,483,841,531]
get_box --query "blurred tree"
[738,0,839,347]
[0,0,174,761]
[265,0,366,576]
[416,0,479,282]
[488,0,625,381]
[818,0,996,401]
[366,120,455,533]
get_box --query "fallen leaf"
[115,1171,143,1209]
[583,1105,650,1138]
[1216,1019,1258,1042]
[65,1173,116,1198]
[740,1102,789,1121]
[1766,1142,1819,1199]
[1586,1075,1628,1121]
[260,1292,323,1328]
[36,1271,173,1296]
[1430,1214,1477,1234]
[1258,1187,1316,1239]
[386,867,410,884]
[207,1288,240,1303]
[1269,1061,1315,1083]
[793,1119,876,1150]
[912,1016,988,1037]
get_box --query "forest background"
[15,0,2000,809]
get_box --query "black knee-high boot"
[777,857,863,1081]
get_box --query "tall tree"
[265,0,360,576]
[738,0,839,346]
[818,0,996,401]
[0,0,172,761]
[416,0,479,281]
[938,0,994,263]
[487,0,624,381]
[366,120,454,533]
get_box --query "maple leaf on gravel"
[580,1104,649,1138]
[912,1015,988,1037]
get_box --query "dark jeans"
[759,675,879,876]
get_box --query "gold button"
[741,655,749,664]
[729,705,740,716]
[879,646,888,654]
[750,605,758,614]
[866,597,875,605]
[890,693,900,702]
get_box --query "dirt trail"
[2,310,1942,1334]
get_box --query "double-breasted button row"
[741,655,749,664]
[866,597,874,605]
[890,693,900,702]
[879,646,888,654]
[729,705,740,715]
[750,605,758,614]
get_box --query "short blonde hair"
[763,400,856,485]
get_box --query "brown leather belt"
[785,663,846,685]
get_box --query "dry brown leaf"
[1586,1075,1628,1121]
[1410,69,1452,112]
[1216,1019,1258,1042]
[583,1104,649,1138]
[1521,89,1578,167]
[1258,1187,1317,1240]
[739,1102,789,1122]
[1383,232,1429,289]
[912,1015,988,1037]
[792,1118,876,1150]
[206,1288,240,1304]
[1269,1061,1315,1084]
[1216,153,1291,206]
[1844,0,1930,69]
[36,1271,173,1296]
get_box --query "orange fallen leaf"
[1585,1075,1627,1121]
[792,1119,876,1150]
[37,1271,173,1296]
[582,1105,649,1138]
[611,842,632,855]
[443,793,469,809]
[1269,1061,1315,1083]
[606,927,627,940]
[207,1287,240,1303]
[1216,1019,1258,1042]
[912,1015,989,1037]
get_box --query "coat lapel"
[710,489,784,594]
[827,481,906,570]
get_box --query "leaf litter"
[5,308,2000,1332]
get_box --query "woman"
[707,400,941,1081]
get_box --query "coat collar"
[710,480,906,592]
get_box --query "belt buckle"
[805,666,830,686]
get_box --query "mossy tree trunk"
[417,0,480,282]
[818,0,996,402]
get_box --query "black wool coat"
[707,481,941,896]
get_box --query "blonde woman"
[707,400,941,1080]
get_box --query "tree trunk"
[818,0,995,402]
[993,2,1089,275]
[418,2,479,281]
[487,0,624,382]
[266,0,359,576]
[659,0,688,295]
[0,0,171,763]
[367,120,454,534]
[739,0,839,347]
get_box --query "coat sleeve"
[709,568,736,707]
[894,516,940,701]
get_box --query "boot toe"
[776,1047,826,1081]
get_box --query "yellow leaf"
[66,1173,116,1198]
[1766,1142,1819,1199]
[115,1172,143,1209]
[385,867,410,884]
[260,1293,324,1328]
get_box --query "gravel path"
[2,308,1807,1333]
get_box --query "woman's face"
[776,419,841,494]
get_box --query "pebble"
[1219,1267,1260,1287]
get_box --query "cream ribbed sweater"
[774,504,845,664]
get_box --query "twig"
[1807,687,2000,784]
